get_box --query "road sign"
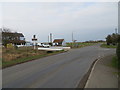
[32,35,37,41]
[32,35,37,49]
[32,38,37,41]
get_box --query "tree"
[111,33,118,45]
[106,35,112,45]
[106,33,119,45]
[1,27,12,47]
[1,27,11,33]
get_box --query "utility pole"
[115,28,117,34]
[50,33,52,46]
[72,32,74,42]
[50,33,52,43]
[72,32,74,48]
[48,35,49,43]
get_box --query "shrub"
[106,33,119,45]
[106,35,112,45]
[116,35,120,69]
[116,42,120,60]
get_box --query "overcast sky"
[1,2,118,42]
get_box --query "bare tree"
[2,27,11,32]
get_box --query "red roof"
[53,39,64,43]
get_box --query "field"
[2,46,64,68]
[2,42,97,68]
[66,42,95,48]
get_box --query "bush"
[106,35,112,45]
[116,35,120,70]
[116,42,120,60]
[106,33,119,45]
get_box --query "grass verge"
[111,56,119,69]
[100,44,117,48]
[2,50,65,68]
[111,56,120,76]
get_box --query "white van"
[37,43,50,48]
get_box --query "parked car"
[16,45,25,47]
[37,43,50,48]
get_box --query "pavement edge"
[84,58,101,88]
[76,59,98,88]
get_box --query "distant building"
[25,41,33,46]
[2,32,26,46]
[53,39,66,46]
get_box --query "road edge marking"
[84,58,101,88]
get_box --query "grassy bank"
[2,47,65,68]
[0,47,2,68]
[111,56,120,76]
[111,56,119,69]
[66,42,95,48]
[100,44,117,48]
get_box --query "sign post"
[32,35,37,50]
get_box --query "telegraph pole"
[72,32,74,48]
[48,35,49,43]
[50,33,52,46]
[72,32,74,42]
[50,33,52,43]
[115,28,117,34]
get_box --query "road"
[2,44,116,88]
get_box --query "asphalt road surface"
[2,44,116,88]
